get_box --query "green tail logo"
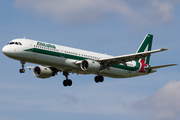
[136,34,153,65]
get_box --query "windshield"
[8,42,22,45]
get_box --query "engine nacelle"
[80,60,101,72]
[33,66,53,79]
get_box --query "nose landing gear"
[19,60,26,73]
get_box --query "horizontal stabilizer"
[145,64,177,70]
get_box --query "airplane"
[2,34,177,87]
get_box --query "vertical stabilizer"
[136,34,153,65]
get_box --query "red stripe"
[139,59,147,73]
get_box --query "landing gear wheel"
[63,79,72,87]
[95,76,99,83]
[99,76,104,82]
[94,75,104,83]
[68,79,72,86]
[63,80,68,87]
[19,69,25,73]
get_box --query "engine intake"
[80,60,101,72]
[33,66,54,78]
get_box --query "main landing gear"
[94,71,104,83]
[63,72,72,87]
[62,72,104,87]
[94,75,104,83]
[19,60,26,73]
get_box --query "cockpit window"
[8,42,15,45]
[8,42,22,46]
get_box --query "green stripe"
[24,48,138,71]
[112,64,138,71]
[136,34,153,64]
[25,48,86,60]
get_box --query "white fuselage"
[2,38,148,78]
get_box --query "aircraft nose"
[2,45,10,55]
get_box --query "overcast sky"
[0,0,180,120]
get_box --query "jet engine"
[80,60,101,72]
[33,66,54,78]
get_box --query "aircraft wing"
[145,64,177,70]
[99,48,170,66]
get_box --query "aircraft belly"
[17,51,84,73]
[100,68,129,78]
[100,67,147,78]
[16,51,65,69]
[28,53,83,73]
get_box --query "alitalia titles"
[37,42,59,51]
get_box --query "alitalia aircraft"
[2,34,177,87]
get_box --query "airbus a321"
[2,34,177,87]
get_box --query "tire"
[94,76,99,83]
[99,76,104,82]
[63,80,68,87]
[19,69,25,73]
[68,79,72,86]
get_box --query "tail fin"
[136,34,153,65]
